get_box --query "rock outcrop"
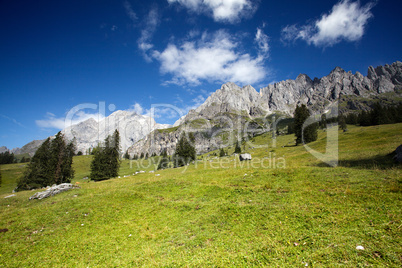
[129,61,402,157]
[239,153,252,161]
[12,139,46,156]
[393,145,402,164]
[62,110,170,154]
[9,110,171,156]
[29,183,79,200]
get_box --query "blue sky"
[0,0,401,150]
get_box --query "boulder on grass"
[239,153,252,161]
[29,183,79,200]
[394,145,402,164]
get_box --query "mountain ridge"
[128,61,402,157]
[4,61,401,157]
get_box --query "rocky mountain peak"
[127,61,401,158]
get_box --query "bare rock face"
[29,183,79,200]
[12,110,171,157]
[128,61,402,157]
[11,140,46,156]
[62,110,170,154]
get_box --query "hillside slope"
[1,124,401,266]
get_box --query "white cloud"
[128,103,144,115]
[36,111,105,130]
[137,7,159,62]
[123,0,138,22]
[168,0,257,23]
[255,26,269,56]
[153,30,267,86]
[281,0,375,47]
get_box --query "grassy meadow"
[0,124,401,267]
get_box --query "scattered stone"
[239,153,252,161]
[139,171,145,173]
[393,145,402,164]
[155,174,160,176]
[149,170,155,173]
[356,245,365,250]
[82,177,88,180]
[29,183,79,200]
[4,194,16,199]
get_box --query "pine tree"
[358,110,371,126]
[338,115,347,131]
[287,121,295,134]
[173,132,196,168]
[140,152,144,159]
[16,133,75,191]
[90,130,121,181]
[234,141,242,154]
[157,149,169,170]
[0,151,15,164]
[124,150,130,160]
[219,148,225,157]
[294,104,317,145]
[320,114,327,129]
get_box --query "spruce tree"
[320,114,327,129]
[234,141,241,154]
[17,133,75,191]
[157,149,169,170]
[294,104,317,145]
[124,150,130,160]
[338,115,347,131]
[90,130,121,181]
[173,132,196,168]
[219,148,225,157]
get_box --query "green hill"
[0,124,401,266]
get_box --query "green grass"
[157,126,180,134]
[0,123,401,267]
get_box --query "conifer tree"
[320,114,327,129]
[338,115,347,131]
[173,132,196,167]
[234,141,242,154]
[157,149,169,170]
[90,130,120,181]
[17,133,75,191]
[124,150,130,160]
[294,104,317,145]
[219,148,225,157]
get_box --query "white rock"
[356,245,365,250]
[29,183,77,200]
[4,194,16,198]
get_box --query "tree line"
[344,103,402,126]
[16,132,76,191]
[0,151,15,164]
